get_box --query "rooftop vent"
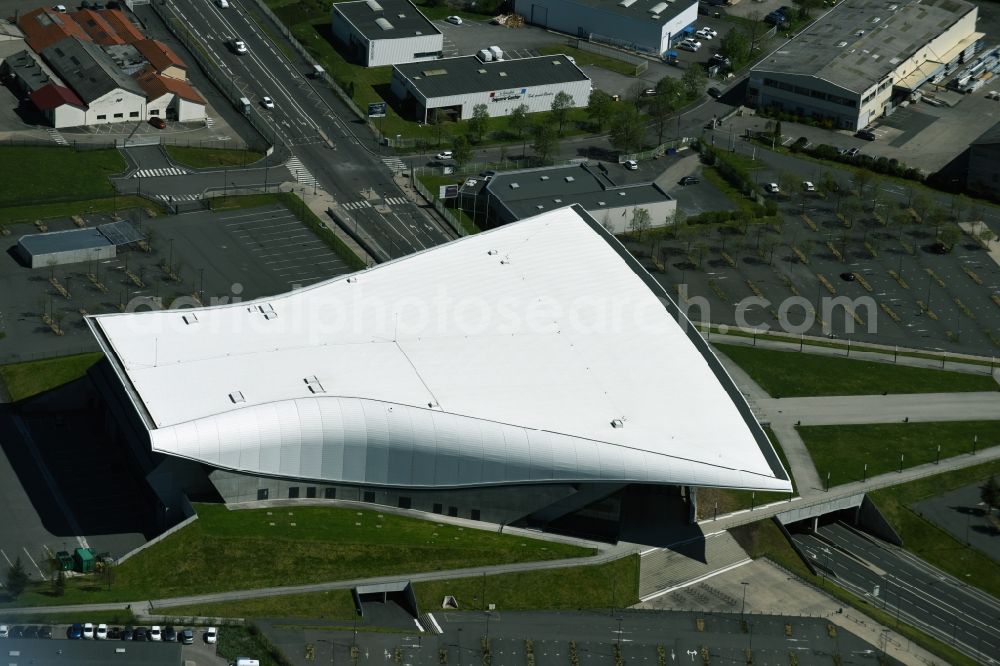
[564,176,574,182]
[552,60,561,65]
[229,391,246,404]
[650,2,668,14]
[304,376,326,394]
[509,182,519,189]
[856,30,865,37]
[347,276,358,283]
[422,68,447,76]
[888,4,898,10]
[487,249,498,255]
[837,41,848,47]
[619,191,626,196]
[182,313,198,325]
[375,17,394,30]
[536,205,544,210]
[256,303,277,320]
[415,30,422,35]
[611,418,624,428]
[398,13,405,17]
[477,68,487,73]
[598,201,606,205]
[554,198,562,203]
[366,0,382,10]
[871,16,881,23]
[618,0,637,7]
[499,71,507,77]
[540,175,550,180]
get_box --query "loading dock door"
[531,4,547,27]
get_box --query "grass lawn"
[536,44,639,77]
[3,504,592,608]
[798,420,1000,485]
[0,198,161,227]
[218,625,287,666]
[0,352,104,402]
[166,589,356,621]
[715,343,998,397]
[0,609,136,625]
[162,145,265,169]
[0,147,124,207]
[731,518,980,666]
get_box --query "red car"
[149,117,166,129]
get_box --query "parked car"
[204,627,218,644]
[68,624,83,640]
[623,159,638,170]
[232,39,247,54]
[435,151,453,161]
[764,182,780,193]
[699,26,718,38]
[149,116,166,129]
[9,627,24,639]
[164,626,177,642]
[39,626,53,639]
[133,628,148,642]
[23,627,39,639]
[181,628,195,645]
[0,625,7,639]
[121,626,134,641]
[52,4,68,12]
[801,181,816,192]
[695,27,716,40]
[846,146,861,158]
[149,626,162,642]
[680,176,701,185]
[856,129,876,141]
[682,39,702,49]
[445,15,462,25]
[96,624,108,640]
[83,623,95,640]
[678,41,699,52]
[108,627,122,640]
[216,0,229,7]
[707,86,722,98]
[261,96,274,110]
[642,88,656,97]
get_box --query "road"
[133,0,452,259]
[793,522,1000,664]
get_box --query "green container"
[73,547,95,573]
[55,551,74,572]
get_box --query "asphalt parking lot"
[0,627,226,666]
[912,480,1000,563]
[0,203,352,364]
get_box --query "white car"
[0,625,8,639]
[216,0,229,7]
[435,151,453,160]
[699,26,718,38]
[764,182,780,194]
[445,15,462,25]
[150,626,162,642]
[96,624,108,640]
[623,159,638,170]
[83,623,95,640]
[678,41,699,52]
[802,181,816,192]
[52,4,67,12]
[261,96,274,110]
[695,28,715,40]
[682,39,702,49]
[232,39,247,54]
[205,627,218,644]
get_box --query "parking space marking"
[23,546,48,581]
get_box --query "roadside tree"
[609,105,644,153]
[981,475,999,516]
[551,91,575,134]
[720,28,749,66]
[531,120,558,164]
[451,134,473,165]
[469,104,490,142]
[508,104,529,139]
[4,556,28,599]
[629,208,652,240]
[681,66,706,101]
[586,90,615,132]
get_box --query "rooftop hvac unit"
[375,17,394,30]
[618,0,638,7]
[650,2,668,14]
[366,0,382,11]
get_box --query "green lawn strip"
[0,610,136,626]
[162,145,265,169]
[0,147,125,207]
[536,44,637,77]
[413,554,639,612]
[700,166,761,217]
[208,193,365,270]
[2,504,592,608]
[0,352,104,402]
[695,426,796,519]
[731,520,980,666]
[798,421,999,485]
[0,197,160,227]
[165,590,356,621]
[218,624,289,666]
[715,343,997,397]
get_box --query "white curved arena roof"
[88,205,790,493]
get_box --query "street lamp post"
[740,581,748,624]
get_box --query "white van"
[233,659,261,666]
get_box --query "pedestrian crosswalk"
[382,156,406,172]
[205,117,214,128]
[154,193,201,202]
[286,156,317,187]
[343,197,409,211]
[384,196,408,206]
[343,200,372,211]
[132,167,189,178]
[47,128,68,145]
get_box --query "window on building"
[288,486,300,499]
[364,491,376,503]
[306,487,316,498]
[433,503,443,514]
[448,506,458,517]
[96,114,106,120]
[129,111,139,118]
[113,113,123,118]
[398,496,412,509]
[324,487,337,499]
[470,509,481,521]
[257,488,269,500]
[149,109,160,116]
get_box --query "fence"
[572,38,648,75]
[589,31,661,56]
[412,175,469,237]
[620,137,693,163]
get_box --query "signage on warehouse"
[489,88,527,102]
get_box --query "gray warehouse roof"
[2,48,58,93]
[394,54,589,100]
[486,163,671,219]
[972,120,1000,147]
[334,0,440,40]
[0,638,182,665]
[752,0,977,93]
[525,0,693,27]
[18,220,142,255]
[42,36,144,102]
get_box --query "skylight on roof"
[422,68,447,76]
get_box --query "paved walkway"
[758,392,1000,426]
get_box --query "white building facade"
[513,0,697,55]
[331,0,442,67]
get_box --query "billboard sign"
[367,102,387,118]
[439,184,459,199]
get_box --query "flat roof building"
[17,220,143,268]
[749,0,980,131]
[474,162,676,234]
[513,0,698,55]
[391,54,591,122]
[331,0,442,67]
[0,638,182,665]
[87,205,789,536]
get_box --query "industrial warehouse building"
[463,162,676,233]
[17,220,144,268]
[391,54,591,122]
[512,0,698,55]
[748,0,981,131]
[331,0,442,67]
[86,206,789,539]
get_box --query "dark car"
[180,628,195,645]
[121,626,134,641]
[133,628,148,642]
[22,626,39,639]
[856,129,876,141]
[680,176,701,185]
[9,626,25,639]
[839,272,856,282]
[108,627,122,640]
[164,626,177,642]
[68,624,83,640]
[149,117,166,129]
[39,626,53,639]
[707,86,722,99]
